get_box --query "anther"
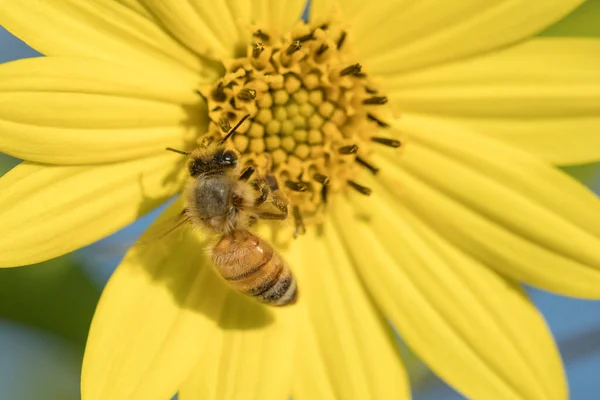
[252,42,264,58]
[319,23,329,30]
[367,113,390,128]
[239,166,255,182]
[285,180,311,192]
[211,82,226,102]
[321,185,329,205]
[237,88,257,101]
[219,113,251,144]
[355,156,379,175]
[366,87,378,94]
[219,118,231,133]
[165,147,190,156]
[371,137,402,148]
[340,63,362,76]
[295,31,315,42]
[316,44,329,56]
[348,180,372,196]
[194,89,207,101]
[313,173,330,185]
[338,144,359,155]
[286,40,302,55]
[292,205,306,238]
[336,31,347,49]
[253,29,270,42]
[354,72,367,78]
[363,96,388,105]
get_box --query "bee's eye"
[216,149,238,167]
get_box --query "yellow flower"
[1,0,600,399]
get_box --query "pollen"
[198,20,400,233]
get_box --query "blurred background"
[1,1,600,399]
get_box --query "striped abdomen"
[212,229,297,306]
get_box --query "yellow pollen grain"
[248,122,265,138]
[303,73,320,90]
[273,90,290,105]
[267,75,284,90]
[256,108,272,125]
[319,101,335,118]
[295,143,310,160]
[281,120,295,136]
[308,90,323,106]
[266,120,282,136]
[281,136,296,152]
[265,135,281,151]
[322,121,342,140]
[284,75,302,94]
[308,129,323,144]
[292,89,308,104]
[292,115,307,129]
[250,138,265,153]
[257,93,273,109]
[273,106,287,121]
[272,148,287,165]
[287,103,299,117]
[308,114,324,130]
[293,129,308,143]
[299,103,315,118]
[287,155,303,171]
[233,135,249,153]
[331,108,347,126]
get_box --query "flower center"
[198,20,400,236]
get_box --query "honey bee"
[167,114,297,306]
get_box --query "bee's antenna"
[219,113,251,145]
[165,147,191,156]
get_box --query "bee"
[166,114,298,306]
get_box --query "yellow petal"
[312,0,584,75]
[293,226,410,400]
[145,0,306,59]
[0,56,205,164]
[380,114,600,298]
[82,200,229,400]
[0,153,182,267]
[333,197,566,400]
[418,114,600,166]
[180,298,297,400]
[0,0,204,76]
[387,38,600,118]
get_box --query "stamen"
[340,63,362,76]
[296,32,315,42]
[286,40,302,55]
[237,88,257,101]
[338,144,359,155]
[363,96,388,105]
[292,205,306,237]
[321,185,329,204]
[365,87,377,94]
[285,180,311,192]
[211,83,226,102]
[367,113,390,128]
[219,113,250,144]
[165,147,190,156]
[319,23,329,30]
[354,72,367,78]
[219,118,231,133]
[348,180,372,196]
[316,44,329,56]
[253,29,270,42]
[313,173,330,185]
[239,166,255,181]
[336,31,347,49]
[371,137,402,148]
[252,42,264,58]
[355,156,379,175]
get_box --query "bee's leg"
[255,212,288,220]
[268,190,289,220]
[253,179,271,207]
[292,205,306,237]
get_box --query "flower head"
[1,1,600,399]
